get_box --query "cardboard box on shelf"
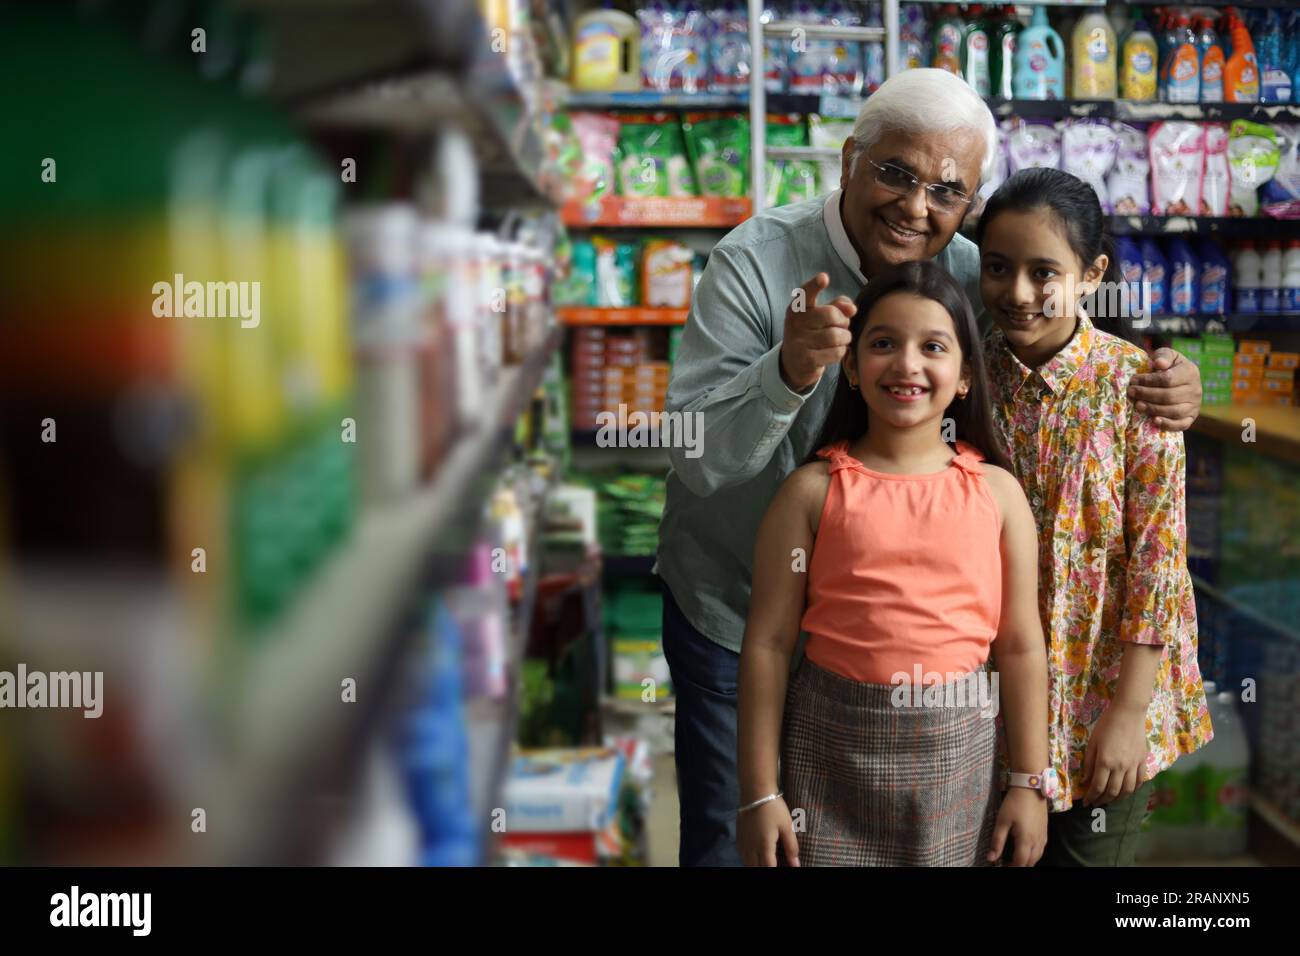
[1237,340,1272,355]
[1234,352,1267,368]
[503,746,625,834]
[1268,352,1299,370]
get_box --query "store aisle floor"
[647,754,679,867]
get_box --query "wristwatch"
[1005,768,1060,799]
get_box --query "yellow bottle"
[1121,18,1158,102]
[572,8,640,91]
[1072,10,1118,99]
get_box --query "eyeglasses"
[864,156,973,215]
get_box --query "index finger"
[795,273,830,312]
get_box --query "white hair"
[848,68,998,186]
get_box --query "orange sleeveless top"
[801,440,1003,685]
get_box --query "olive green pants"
[1037,779,1156,867]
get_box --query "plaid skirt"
[780,659,1000,867]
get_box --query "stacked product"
[606,584,672,703]
[1229,340,1298,407]
[569,329,669,429]
[501,746,627,864]
[1171,334,1234,407]
[589,473,667,558]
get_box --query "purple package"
[1007,119,1062,173]
[1061,120,1119,213]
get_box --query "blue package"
[1197,239,1231,316]
[1166,237,1200,316]
[1141,238,1168,317]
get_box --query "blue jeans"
[661,583,742,867]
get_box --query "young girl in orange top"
[736,261,1052,867]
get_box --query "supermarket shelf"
[288,0,556,206]
[469,500,545,864]
[763,22,886,41]
[602,553,658,578]
[766,145,841,161]
[985,99,1300,123]
[1190,403,1300,468]
[559,307,688,326]
[559,87,873,121]
[563,90,750,111]
[1191,574,1300,646]
[1152,314,1300,334]
[562,195,751,228]
[232,0,479,101]
[217,325,562,864]
[1251,794,1300,852]
[1109,217,1300,240]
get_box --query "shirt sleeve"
[1120,407,1189,647]
[664,245,815,498]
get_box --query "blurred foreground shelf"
[1191,403,1300,468]
[216,325,561,863]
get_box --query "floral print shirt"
[985,313,1213,812]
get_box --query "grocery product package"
[707,1,751,94]
[570,113,620,203]
[615,113,697,198]
[683,111,750,197]
[639,1,710,93]
[1227,120,1280,217]
[1261,124,1300,219]
[760,2,787,92]
[809,113,855,194]
[787,1,833,93]
[824,1,865,96]
[1061,119,1119,212]
[641,239,694,308]
[1201,123,1230,217]
[593,236,638,307]
[1106,123,1150,215]
[1006,119,1062,173]
[765,113,819,208]
[1149,121,1204,216]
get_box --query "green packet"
[683,112,750,198]
[615,113,697,198]
[765,114,818,207]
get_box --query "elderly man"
[654,69,1202,867]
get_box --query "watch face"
[1041,769,1061,798]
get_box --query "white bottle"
[1235,241,1262,314]
[1283,239,1300,312]
[1201,691,1250,858]
[1260,241,1283,313]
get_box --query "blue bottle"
[1141,238,1168,317]
[1258,9,1292,103]
[1197,239,1231,316]
[1167,237,1199,316]
[1115,237,1148,322]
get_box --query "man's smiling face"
[838,127,984,280]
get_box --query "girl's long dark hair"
[806,260,1013,473]
[975,166,1140,345]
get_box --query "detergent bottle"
[989,5,1020,100]
[1223,11,1260,103]
[1197,16,1225,103]
[1142,238,1168,317]
[1164,11,1200,104]
[1257,9,1292,103]
[1072,7,1118,99]
[1013,6,1065,100]
[933,4,965,75]
[960,4,993,97]
[1121,14,1158,102]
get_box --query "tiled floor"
[646,754,679,867]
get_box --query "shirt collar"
[989,311,1096,398]
[823,189,866,283]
